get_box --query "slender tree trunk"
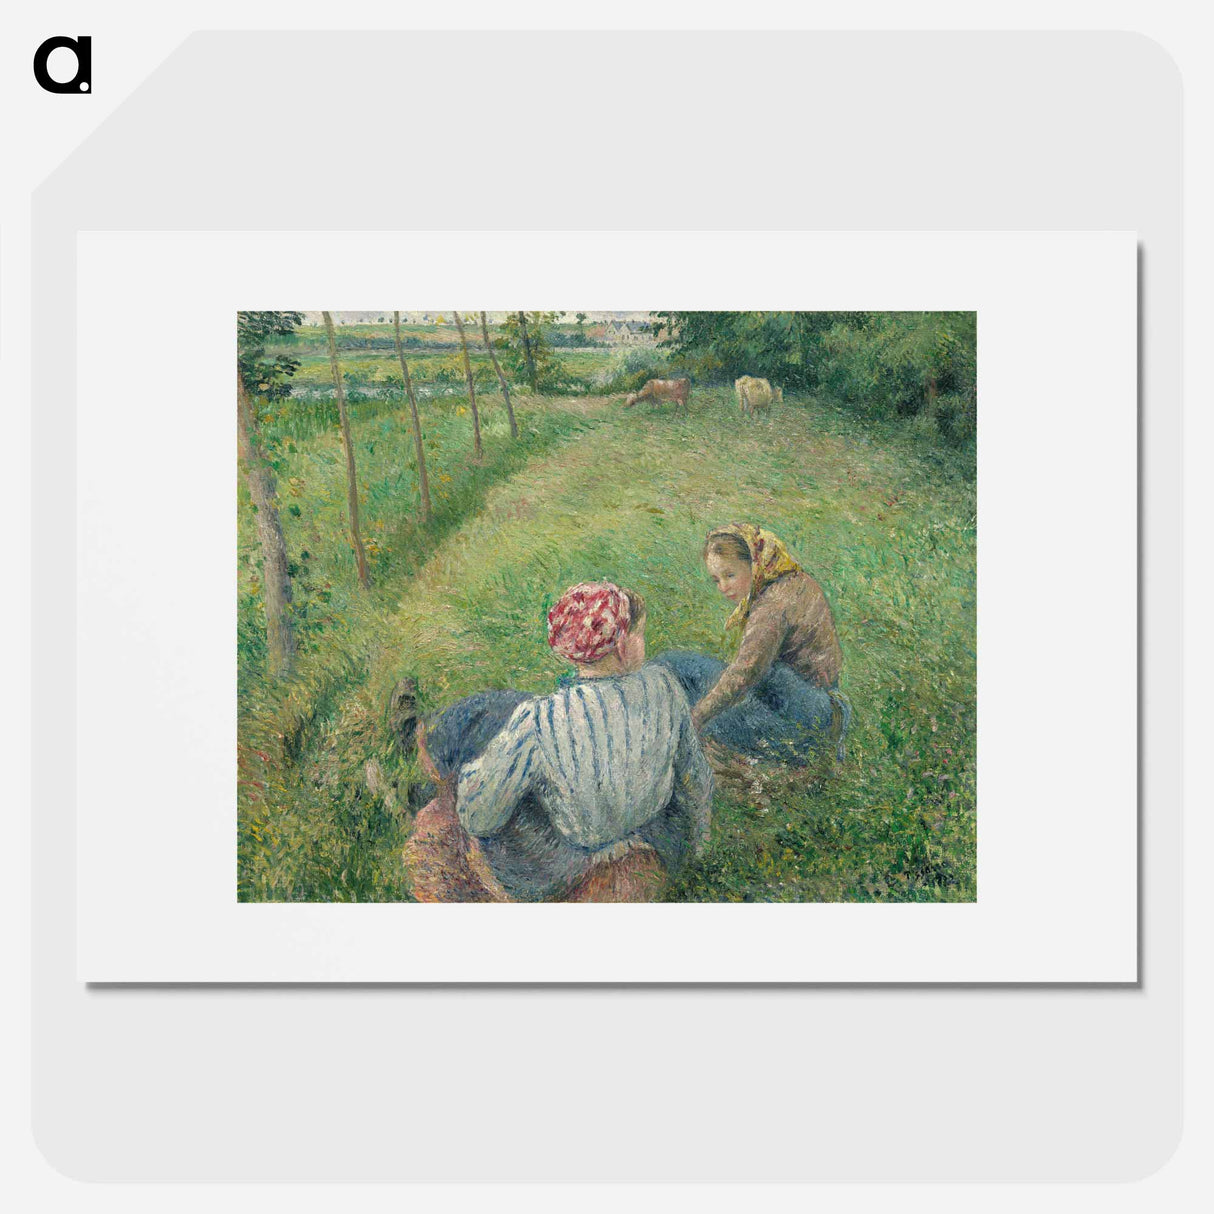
[393,311,431,523]
[517,310,538,391]
[480,311,518,439]
[322,311,370,588]
[237,373,296,678]
[451,310,483,461]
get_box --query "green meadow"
[277,322,612,400]
[238,367,977,903]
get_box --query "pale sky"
[298,310,654,325]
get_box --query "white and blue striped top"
[456,663,713,854]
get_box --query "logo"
[33,35,91,94]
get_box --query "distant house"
[604,319,656,346]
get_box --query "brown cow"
[624,377,691,416]
[734,375,783,417]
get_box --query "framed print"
[74,230,1136,981]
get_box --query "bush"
[427,354,498,391]
[818,313,976,444]
[548,329,604,348]
[653,310,848,389]
[589,348,679,395]
[935,391,976,444]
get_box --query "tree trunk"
[393,311,431,523]
[237,373,296,678]
[480,311,518,439]
[517,310,537,391]
[322,311,370,588]
[451,310,483,461]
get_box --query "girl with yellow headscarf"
[654,523,850,767]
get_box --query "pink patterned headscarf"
[547,582,632,665]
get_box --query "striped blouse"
[456,663,713,856]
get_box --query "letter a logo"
[33,35,92,94]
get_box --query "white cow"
[734,376,783,416]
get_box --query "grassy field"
[238,382,976,903]
[286,346,616,392]
[274,323,618,396]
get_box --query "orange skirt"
[402,787,666,903]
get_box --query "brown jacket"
[693,571,843,727]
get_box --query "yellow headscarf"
[706,523,803,632]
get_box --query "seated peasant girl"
[403,582,714,903]
[656,523,852,768]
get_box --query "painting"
[237,310,977,904]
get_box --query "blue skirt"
[653,651,851,766]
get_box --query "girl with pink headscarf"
[403,581,713,903]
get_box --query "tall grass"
[238,388,976,903]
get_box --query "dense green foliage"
[238,381,976,904]
[653,310,844,388]
[237,310,305,425]
[496,310,573,392]
[818,312,977,441]
[654,311,976,443]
